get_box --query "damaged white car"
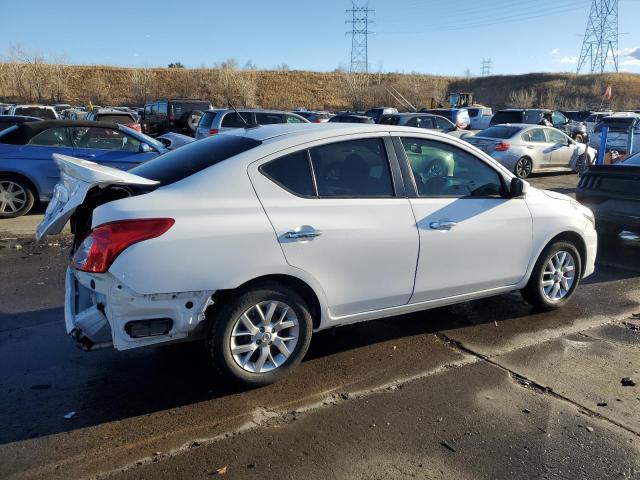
[38,124,597,386]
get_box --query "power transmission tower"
[481,59,493,76]
[577,0,619,73]
[346,1,374,73]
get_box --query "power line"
[577,0,619,73]
[481,59,493,76]
[346,0,374,73]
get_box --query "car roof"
[497,108,550,113]
[12,120,125,135]
[93,108,134,114]
[223,122,450,143]
[205,108,303,115]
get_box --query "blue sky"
[2,0,640,75]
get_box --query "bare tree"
[538,88,559,109]
[508,88,536,108]
[128,68,156,104]
[343,72,371,111]
[215,60,256,106]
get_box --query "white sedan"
[38,124,597,386]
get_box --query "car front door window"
[71,127,141,151]
[401,138,502,197]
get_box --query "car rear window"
[171,102,211,116]
[423,110,453,121]
[594,118,636,133]
[129,134,262,186]
[198,111,216,129]
[467,108,480,117]
[96,114,134,124]
[14,107,56,119]
[491,111,523,124]
[477,126,522,139]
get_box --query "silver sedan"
[466,124,596,178]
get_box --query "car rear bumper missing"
[64,268,214,351]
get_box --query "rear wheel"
[514,157,533,179]
[0,175,35,218]
[573,133,585,144]
[521,241,582,310]
[207,282,313,387]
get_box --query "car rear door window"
[415,117,436,129]
[310,138,394,197]
[434,117,454,130]
[261,150,315,197]
[27,127,72,147]
[285,115,305,124]
[256,113,284,125]
[545,128,567,144]
[221,112,252,128]
[527,128,547,143]
[400,138,503,198]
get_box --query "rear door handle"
[429,221,457,231]
[284,226,322,240]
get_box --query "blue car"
[0,120,168,218]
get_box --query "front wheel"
[207,282,313,387]
[514,157,533,179]
[521,241,582,310]
[573,133,585,144]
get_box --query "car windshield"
[622,152,640,165]
[129,133,262,186]
[477,126,522,139]
[97,114,134,124]
[14,107,56,119]
[491,111,522,124]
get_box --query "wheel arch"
[209,274,324,330]
[531,230,587,279]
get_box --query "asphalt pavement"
[1,172,639,480]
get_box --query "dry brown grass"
[1,63,639,111]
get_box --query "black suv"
[490,109,588,143]
[141,99,212,136]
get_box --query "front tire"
[0,175,35,218]
[207,282,313,387]
[521,241,582,310]
[573,133,585,144]
[514,157,533,179]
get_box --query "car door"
[396,135,532,302]
[256,112,285,125]
[524,127,553,168]
[545,128,573,167]
[70,126,156,170]
[17,126,75,197]
[248,134,419,318]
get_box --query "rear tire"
[207,281,313,387]
[521,241,582,310]
[573,133,585,144]
[514,157,533,179]
[0,175,35,219]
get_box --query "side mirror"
[139,143,152,153]
[509,177,525,197]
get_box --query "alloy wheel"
[229,300,300,374]
[541,250,576,301]
[515,158,532,178]
[0,180,27,214]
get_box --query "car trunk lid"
[36,153,158,240]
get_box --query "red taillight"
[209,128,219,135]
[312,119,321,123]
[72,219,175,273]
[494,141,511,152]
[127,122,142,133]
[169,114,175,122]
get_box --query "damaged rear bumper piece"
[64,268,214,351]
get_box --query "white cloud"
[621,58,640,66]
[550,48,559,55]
[560,56,578,64]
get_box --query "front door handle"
[429,221,457,231]
[284,226,322,240]
[75,153,96,158]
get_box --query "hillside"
[0,63,638,111]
